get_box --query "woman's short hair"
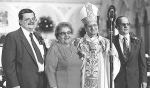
[55,22,74,39]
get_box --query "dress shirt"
[21,27,44,72]
[119,33,130,53]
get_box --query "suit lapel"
[127,37,136,62]
[114,35,127,63]
[19,28,37,64]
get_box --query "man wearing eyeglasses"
[113,16,147,88]
[2,9,47,88]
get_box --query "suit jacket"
[113,33,147,88]
[2,28,47,88]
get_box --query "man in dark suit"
[113,16,147,88]
[2,9,47,88]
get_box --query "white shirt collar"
[119,33,130,42]
[21,27,33,37]
[84,33,101,42]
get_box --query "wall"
[0,0,150,51]
[0,0,104,46]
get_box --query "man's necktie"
[29,33,43,64]
[123,37,130,59]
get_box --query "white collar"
[119,33,130,42]
[84,33,103,42]
[21,27,33,35]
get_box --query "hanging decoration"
[35,16,55,33]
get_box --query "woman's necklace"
[61,44,73,57]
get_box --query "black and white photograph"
[0,0,150,88]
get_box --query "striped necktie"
[123,37,130,59]
[29,33,43,64]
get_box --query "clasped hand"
[108,48,115,56]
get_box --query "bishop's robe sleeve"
[45,44,58,88]
[105,41,120,80]
[105,42,120,88]
[112,43,120,80]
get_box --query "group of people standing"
[1,2,147,88]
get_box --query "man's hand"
[108,48,115,56]
[141,82,147,88]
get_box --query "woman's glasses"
[59,31,72,36]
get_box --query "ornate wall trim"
[0,0,102,4]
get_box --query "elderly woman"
[45,22,82,88]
